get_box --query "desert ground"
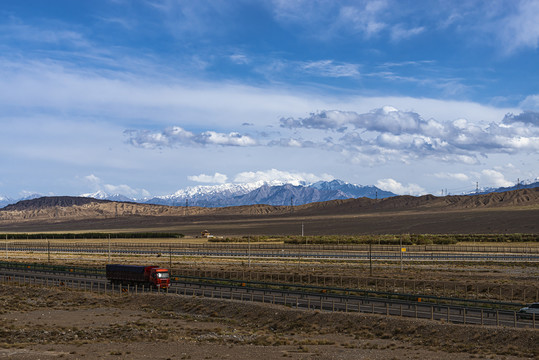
[1,281,538,360]
[1,190,538,358]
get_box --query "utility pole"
[248,235,251,268]
[47,240,50,263]
[169,244,172,270]
[5,234,8,260]
[108,234,111,263]
[369,243,372,277]
[400,236,403,271]
[301,222,304,237]
[517,178,520,190]
[185,199,189,216]
[476,182,479,194]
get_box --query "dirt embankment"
[0,283,537,359]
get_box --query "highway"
[1,266,536,329]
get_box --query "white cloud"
[498,0,539,53]
[520,95,539,111]
[84,174,101,184]
[480,169,513,188]
[279,107,539,163]
[197,131,257,146]
[376,178,425,195]
[503,111,539,126]
[125,127,257,148]
[230,54,250,64]
[233,169,334,185]
[434,172,469,181]
[300,60,360,78]
[390,24,425,41]
[82,174,150,198]
[188,172,228,184]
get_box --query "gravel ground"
[0,283,538,360]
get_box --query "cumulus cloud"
[124,126,257,148]
[233,169,334,185]
[376,178,425,195]
[434,172,469,181]
[280,110,358,131]
[503,111,539,126]
[197,131,257,146]
[83,174,150,198]
[279,107,539,163]
[480,169,513,188]
[188,172,228,184]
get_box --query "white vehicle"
[517,302,539,319]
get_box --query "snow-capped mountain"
[0,196,14,209]
[468,180,539,195]
[143,180,396,207]
[80,191,134,202]
[2,178,537,209]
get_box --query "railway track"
[4,244,539,262]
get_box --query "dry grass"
[0,282,537,359]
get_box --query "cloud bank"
[278,108,539,164]
[125,127,257,148]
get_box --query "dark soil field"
[0,188,538,235]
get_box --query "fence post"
[431,306,434,320]
[481,309,484,325]
[372,303,374,314]
[533,313,536,329]
[447,307,450,323]
[514,311,517,328]
[496,310,499,327]
[463,308,466,324]
[386,303,389,316]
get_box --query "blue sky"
[1,0,538,200]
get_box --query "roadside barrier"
[0,271,536,330]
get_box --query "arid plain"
[1,188,538,359]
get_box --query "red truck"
[106,264,170,289]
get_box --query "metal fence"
[1,272,536,329]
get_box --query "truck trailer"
[105,264,170,289]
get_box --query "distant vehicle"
[517,302,539,319]
[106,264,170,289]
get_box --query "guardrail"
[0,260,526,309]
[3,241,539,253]
[1,271,536,329]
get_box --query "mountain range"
[1,179,538,209]
[138,180,396,207]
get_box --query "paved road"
[1,267,536,329]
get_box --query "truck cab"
[147,267,170,288]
